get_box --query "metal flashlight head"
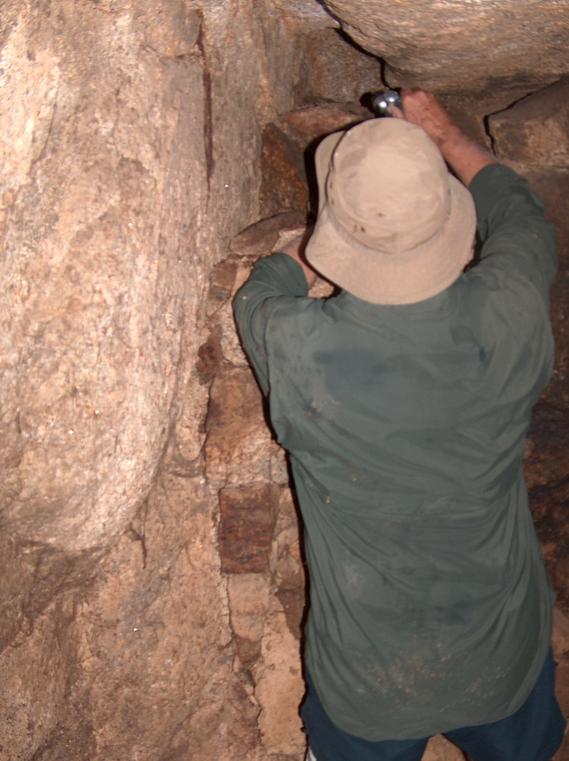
[371,90,402,117]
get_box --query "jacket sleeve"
[469,164,557,304]
[233,252,308,395]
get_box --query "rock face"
[259,104,368,217]
[322,0,569,97]
[1,1,569,760]
[203,222,310,758]
[0,1,314,759]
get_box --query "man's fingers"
[387,88,423,120]
[387,104,404,119]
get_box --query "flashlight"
[371,90,402,117]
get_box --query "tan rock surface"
[219,484,279,573]
[260,104,368,217]
[0,1,314,759]
[205,367,277,485]
[298,28,381,105]
[66,475,259,761]
[254,602,306,755]
[489,78,569,168]
[1,0,206,552]
[228,573,271,643]
[269,0,338,31]
[322,0,569,96]
[0,594,78,759]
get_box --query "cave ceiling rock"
[269,0,339,29]
[320,0,569,97]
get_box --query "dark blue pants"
[302,650,566,761]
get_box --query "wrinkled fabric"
[302,651,566,761]
[234,165,557,740]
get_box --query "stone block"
[270,444,291,485]
[271,492,305,640]
[196,325,225,385]
[324,0,568,95]
[253,604,305,755]
[230,212,307,259]
[219,485,279,574]
[0,2,213,554]
[260,123,310,216]
[270,0,337,31]
[522,169,569,410]
[299,28,380,104]
[207,214,312,370]
[0,594,77,760]
[207,258,240,317]
[490,78,569,167]
[219,299,251,368]
[234,635,262,669]
[227,573,271,642]
[136,3,202,58]
[260,104,368,217]
[280,104,367,144]
[205,367,274,484]
[529,477,569,611]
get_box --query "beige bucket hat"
[305,118,476,304]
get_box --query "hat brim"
[305,129,477,305]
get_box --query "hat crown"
[304,117,476,305]
[327,120,451,253]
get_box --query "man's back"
[235,164,557,740]
[234,94,566,755]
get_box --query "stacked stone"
[201,212,309,757]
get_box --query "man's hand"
[389,89,496,187]
[390,89,456,149]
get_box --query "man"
[233,90,566,761]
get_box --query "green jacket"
[234,165,557,740]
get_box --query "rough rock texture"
[260,104,368,217]
[0,2,321,759]
[295,28,380,105]
[1,0,205,552]
[203,228,309,757]
[322,0,569,97]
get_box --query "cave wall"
[1,1,568,760]
[0,2,375,759]
[322,0,569,98]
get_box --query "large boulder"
[321,0,569,96]
[0,2,309,758]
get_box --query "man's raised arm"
[391,89,496,186]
